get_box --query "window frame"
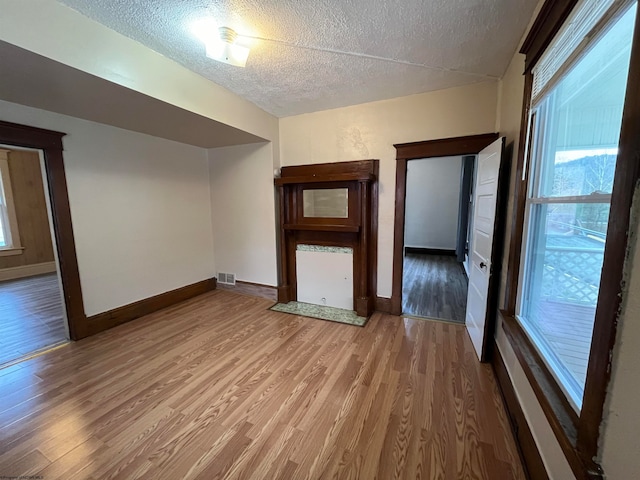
[500,0,640,478]
[0,148,23,255]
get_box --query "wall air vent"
[217,272,236,285]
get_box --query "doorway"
[0,146,68,365]
[392,134,509,361]
[0,119,86,346]
[401,155,475,323]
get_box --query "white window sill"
[0,247,24,257]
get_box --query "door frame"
[0,120,86,340]
[391,133,499,315]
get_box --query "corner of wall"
[207,142,279,287]
[207,148,218,278]
[496,79,504,134]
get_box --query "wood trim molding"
[277,159,378,178]
[86,278,217,337]
[275,173,375,185]
[0,261,56,281]
[520,0,579,73]
[0,120,87,340]
[374,296,392,314]
[492,341,550,480]
[404,247,456,256]
[391,133,499,315]
[394,133,500,161]
[500,314,581,448]
[0,120,67,150]
[0,247,25,257]
[391,157,407,316]
[504,73,534,313]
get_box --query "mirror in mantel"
[303,188,349,218]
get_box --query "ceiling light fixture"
[205,26,250,68]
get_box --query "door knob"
[479,262,487,269]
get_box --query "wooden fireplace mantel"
[275,160,379,317]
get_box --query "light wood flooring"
[0,273,67,366]
[402,253,469,323]
[0,289,526,480]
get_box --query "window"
[500,0,640,476]
[517,2,637,410]
[0,176,8,247]
[0,149,22,252]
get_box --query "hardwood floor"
[402,253,469,323]
[0,273,68,366]
[218,281,277,301]
[0,289,526,480]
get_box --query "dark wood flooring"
[218,281,277,301]
[402,253,468,323]
[0,289,525,479]
[0,273,68,366]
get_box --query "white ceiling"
[55,0,538,118]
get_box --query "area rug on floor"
[270,301,368,326]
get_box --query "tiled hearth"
[270,301,368,326]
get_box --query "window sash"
[0,162,13,248]
[0,206,8,247]
[517,197,610,408]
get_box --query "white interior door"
[465,137,504,361]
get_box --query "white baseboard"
[0,262,57,281]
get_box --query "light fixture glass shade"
[205,41,250,67]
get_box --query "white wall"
[404,156,462,250]
[280,81,499,298]
[0,99,215,316]
[600,211,640,478]
[208,143,278,286]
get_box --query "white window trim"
[0,149,23,252]
[0,247,25,257]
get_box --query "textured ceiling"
[55,0,538,118]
